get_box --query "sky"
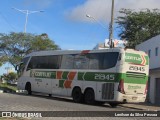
[0,0,159,75]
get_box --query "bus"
[16,48,149,107]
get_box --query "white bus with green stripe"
[16,48,149,107]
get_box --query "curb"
[16,90,27,94]
[119,104,159,111]
[119,104,144,110]
[0,90,4,93]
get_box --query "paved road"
[0,93,159,120]
[0,93,131,111]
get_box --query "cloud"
[67,0,160,23]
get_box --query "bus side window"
[48,55,61,69]
[88,53,101,69]
[74,55,89,69]
[103,52,119,69]
[27,60,33,70]
[27,57,36,70]
[61,55,75,69]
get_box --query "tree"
[0,32,60,67]
[3,72,17,81]
[31,34,60,51]
[116,9,160,48]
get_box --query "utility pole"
[109,0,114,48]
[12,7,44,33]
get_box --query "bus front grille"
[102,83,114,100]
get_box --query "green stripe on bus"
[31,70,56,78]
[59,80,65,88]
[145,56,149,65]
[77,72,147,84]
[123,73,148,84]
[78,72,122,82]
[62,71,69,79]
[78,72,85,80]
[31,70,148,85]
[51,72,56,78]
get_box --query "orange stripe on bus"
[81,50,90,54]
[141,55,146,65]
[68,72,76,80]
[56,71,63,79]
[64,72,76,88]
[64,80,72,88]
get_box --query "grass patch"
[0,83,17,93]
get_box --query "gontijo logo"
[31,70,53,78]
[125,53,148,65]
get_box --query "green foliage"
[116,9,160,48]
[0,32,60,67]
[0,83,17,92]
[0,56,9,66]
[31,34,60,51]
[3,72,17,81]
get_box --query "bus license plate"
[132,97,137,100]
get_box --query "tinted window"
[103,52,119,69]
[27,55,61,69]
[74,54,89,69]
[87,52,119,69]
[28,52,119,70]
[61,52,119,70]
[61,55,75,69]
[22,57,30,67]
[87,53,103,69]
[18,57,30,73]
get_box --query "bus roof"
[25,48,147,57]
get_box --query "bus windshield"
[17,57,30,77]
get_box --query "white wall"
[136,35,160,104]
[136,35,160,69]
[149,72,160,104]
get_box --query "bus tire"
[84,89,95,104]
[72,87,83,103]
[25,82,32,95]
[109,102,118,108]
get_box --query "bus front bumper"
[117,93,146,103]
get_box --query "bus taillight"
[144,81,148,95]
[118,80,125,94]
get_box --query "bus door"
[52,77,62,95]
[30,70,52,94]
[40,77,52,94]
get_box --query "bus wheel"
[72,87,83,103]
[84,89,95,104]
[25,83,32,95]
[109,102,118,108]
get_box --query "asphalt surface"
[0,93,159,120]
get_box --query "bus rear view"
[116,49,149,103]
